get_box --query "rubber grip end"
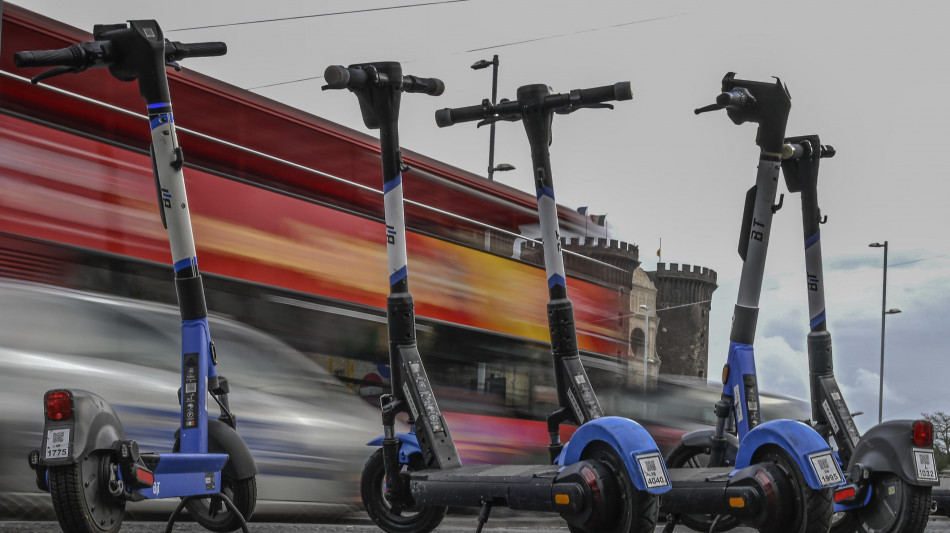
[615,81,633,101]
[323,65,349,89]
[434,108,453,128]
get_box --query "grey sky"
[10,0,950,431]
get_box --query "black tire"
[664,442,740,532]
[754,448,833,533]
[575,442,657,533]
[184,475,257,533]
[832,474,931,533]
[49,451,125,533]
[360,447,446,533]
[174,435,257,532]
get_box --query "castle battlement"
[520,237,639,288]
[654,262,718,284]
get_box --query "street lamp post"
[639,305,649,393]
[471,55,514,181]
[869,241,901,423]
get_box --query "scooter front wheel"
[183,474,257,533]
[49,450,125,533]
[832,473,931,533]
[360,447,446,533]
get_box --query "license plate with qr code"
[914,449,938,481]
[45,428,70,459]
[809,451,843,487]
[636,452,670,489]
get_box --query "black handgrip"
[13,46,82,68]
[402,75,444,96]
[166,41,227,61]
[323,65,371,90]
[572,82,633,106]
[435,102,489,127]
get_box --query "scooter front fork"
[708,400,733,467]
[379,394,409,506]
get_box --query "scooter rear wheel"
[570,442,657,533]
[754,447,833,533]
[831,473,932,533]
[49,450,125,533]
[360,447,446,533]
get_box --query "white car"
[0,279,384,521]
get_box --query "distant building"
[522,236,716,386]
[647,263,719,380]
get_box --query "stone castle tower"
[647,263,718,379]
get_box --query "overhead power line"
[167,0,470,32]
[244,12,690,92]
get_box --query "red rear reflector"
[45,390,72,421]
[913,420,933,447]
[834,487,856,501]
[136,467,154,485]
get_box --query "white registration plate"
[636,452,670,489]
[809,451,843,487]
[45,428,70,459]
[914,448,938,482]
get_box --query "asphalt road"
[2,515,950,533]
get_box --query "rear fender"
[848,420,939,486]
[557,416,671,494]
[367,432,421,463]
[41,388,125,466]
[734,419,844,490]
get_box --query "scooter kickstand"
[474,500,493,533]
[661,513,680,533]
[164,492,250,533]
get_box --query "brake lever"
[30,66,82,85]
[165,61,182,72]
[555,102,614,115]
[476,114,520,128]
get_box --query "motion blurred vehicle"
[0,279,383,520]
[598,375,812,456]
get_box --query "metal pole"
[640,305,649,393]
[487,54,499,181]
[878,240,888,424]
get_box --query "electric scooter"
[16,20,257,533]
[326,61,841,533]
[779,134,937,533]
[323,61,669,533]
[664,72,848,533]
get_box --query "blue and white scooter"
[664,73,848,533]
[780,134,937,533]
[324,61,668,533]
[17,20,256,533]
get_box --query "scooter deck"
[667,466,734,483]
[411,463,558,483]
[408,463,587,513]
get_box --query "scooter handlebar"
[436,81,632,128]
[165,41,227,61]
[324,65,443,95]
[15,39,225,79]
[13,46,82,68]
[401,74,444,96]
[572,81,633,105]
[781,142,835,160]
